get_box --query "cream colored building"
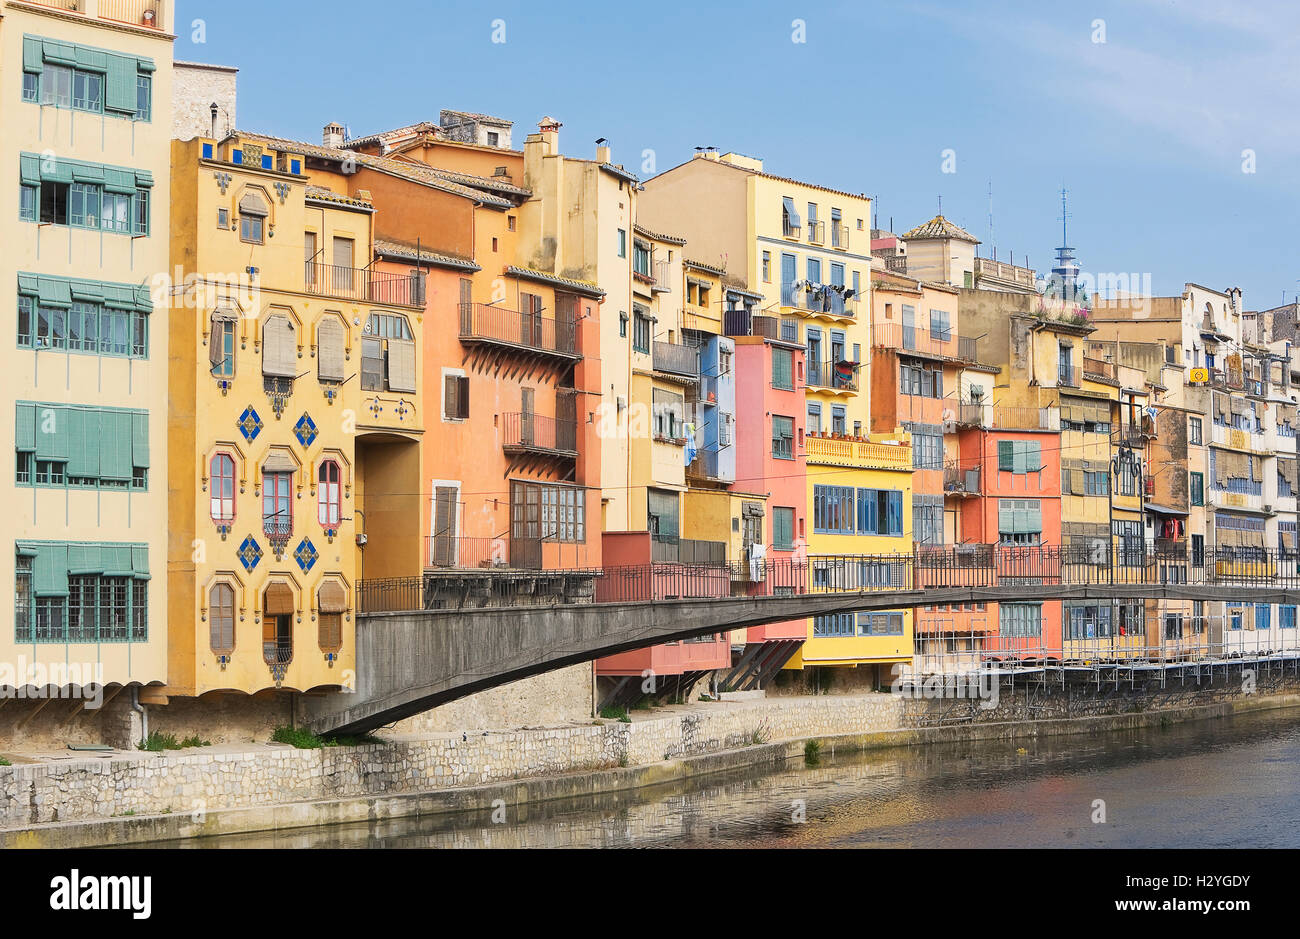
[3,0,174,695]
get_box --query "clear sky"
[182,0,1296,306]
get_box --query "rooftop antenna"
[1059,184,1070,248]
[938,195,943,216]
[987,178,995,260]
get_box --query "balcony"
[831,224,850,250]
[1211,422,1263,452]
[305,262,424,308]
[957,402,991,428]
[805,434,912,470]
[1114,416,1158,447]
[782,285,859,319]
[807,220,826,245]
[653,260,672,293]
[686,447,722,482]
[501,413,577,458]
[653,341,701,380]
[873,323,979,363]
[1082,357,1116,381]
[23,0,166,30]
[651,535,726,565]
[880,255,908,274]
[943,462,981,497]
[782,217,802,238]
[459,302,579,360]
[1057,364,1078,387]
[806,359,860,393]
[990,407,1058,431]
[427,535,508,570]
[974,257,1037,290]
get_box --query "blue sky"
[184,0,1295,305]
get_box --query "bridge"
[302,545,1300,735]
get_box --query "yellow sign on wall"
[1190,367,1209,384]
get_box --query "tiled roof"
[673,155,870,203]
[374,239,480,272]
[504,265,604,298]
[304,185,373,211]
[901,215,980,244]
[684,258,725,276]
[345,122,437,147]
[633,223,686,246]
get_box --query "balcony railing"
[807,220,826,245]
[880,254,908,273]
[501,413,578,455]
[459,303,578,358]
[1114,417,1158,446]
[873,323,979,362]
[943,462,981,496]
[806,435,912,469]
[686,447,722,481]
[957,402,990,428]
[651,535,727,565]
[306,262,424,307]
[1057,364,1078,387]
[831,224,850,249]
[991,407,1057,431]
[806,359,860,392]
[973,257,1037,288]
[1082,357,1116,381]
[25,0,166,30]
[782,217,802,238]
[782,285,858,318]
[426,535,512,570]
[653,260,672,292]
[653,341,701,379]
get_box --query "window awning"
[264,582,295,616]
[262,451,297,474]
[318,581,348,614]
[239,192,269,217]
[1144,502,1188,517]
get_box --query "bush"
[137,732,181,752]
[598,705,630,722]
[270,726,380,749]
[0,757,11,767]
[804,739,823,766]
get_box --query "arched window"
[210,453,236,522]
[318,461,341,526]
[210,582,235,654]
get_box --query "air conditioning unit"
[1264,504,1274,515]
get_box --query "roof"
[684,258,725,276]
[902,215,981,244]
[304,185,374,211]
[661,154,870,204]
[174,61,238,73]
[633,223,686,246]
[440,110,513,127]
[373,239,480,272]
[504,265,605,299]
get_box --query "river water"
[180,710,1300,849]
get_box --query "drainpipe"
[130,685,147,747]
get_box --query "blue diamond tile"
[294,537,318,574]
[237,536,263,572]
[238,406,263,443]
[294,413,319,448]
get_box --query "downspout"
[130,685,147,747]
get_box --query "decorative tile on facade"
[238,406,264,443]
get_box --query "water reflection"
[180,711,1300,849]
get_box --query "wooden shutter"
[318,614,342,654]
[444,375,460,420]
[433,487,457,565]
[317,317,345,382]
[317,581,348,613]
[361,338,384,390]
[262,315,297,378]
[264,581,295,616]
[387,338,417,392]
[210,584,235,653]
[456,376,470,420]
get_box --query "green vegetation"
[0,757,11,766]
[180,734,211,749]
[270,726,382,749]
[748,719,772,746]
[598,705,631,723]
[137,731,213,752]
[804,739,823,767]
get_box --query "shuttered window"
[647,489,680,538]
[263,581,295,616]
[209,583,235,654]
[317,581,346,653]
[998,499,1043,536]
[444,374,470,420]
[317,317,345,382]
[16,403,147,490]
[773,507,795,550]
[772,347,794,390]
[997,440,1041,474]
[14,541,148,643]
[261,315,297,378]
[360,338,385,390]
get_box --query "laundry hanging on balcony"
[683,422,698,466]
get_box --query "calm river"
[178,709,1300,849]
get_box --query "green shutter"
[998,500,1013,533]
[37,277,73,308]
[23,37,44,72]
[67,544,103,575]
[34,405,67,461]
[773,349,791,388]
[1027,502,1043,534]
[103,168,137,194]
[998,440,1014,472]
[72,163,105,183]
[42,40,77,65]
[17,273,40,297]
[1026,442,1042,471]
[16,403,36,453]
[99,411,132,480]
[71,408,101,479]
[19,154,41,186]
[131,284,153,313]
[34,543,69,597]
[69,280,104,303]
[134,169,154,189]
[40,155,73,185]
[131,545,150,580]
[136,57,156,74]
[101,545,134,577]
[104,55,137,113]
[131,411,149,469]
[74,47,109,71]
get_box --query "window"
[1085,471,1109,496]
[1282,606,1297,630]
[633,311,651,354]
[998,499,1042,544]
[443,373,470,421]
[360,313,416,393]
[22,158,151,235]
[218,207,230,229]
[135,75,152,121]
[857,488,904,536]
[18,288,149,359]
[1000,603,1042,638]
[210,314,236,377]
[814,613,856,637]
[652,389,684,441]
[859,612,904,636]
[997,440,1042,473]
[807,403,822,435]
[772,347,794,390]
[210,454,236,522]
[1189,417,1202,445]
[912,432,943,470]
[16,404,147,491]
[263,471,293,537]
[318,582,346,654]
[773,507,795,550]
[210,583,235,655]
[511,480,586,543]
[633,241,651,277]
[832,405,846,436]
[1254,604,1270,633]
[913,497,944,546]
[617,229,627,258]
[930,310,952,342]
[507,214,516,231]
[900,362,943,398]
[318,461,341,527]
[14,544,147,643]
[771,415,794,460]
[487,131,500,146]
[647,489,680,538]
[1113,520,1144,567]
[240,215,264,244]
[1190,471,1204,506]
[762,251,771,282]
[813,486,855,534]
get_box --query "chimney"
[323,122,345,149]
[537,116,562,155]
[596,143,612,164]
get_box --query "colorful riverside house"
[868,269,998,669]
[3,0,173,728]
[166,128,425,699]
[788,433,915,686]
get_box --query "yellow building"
[165,131,424,700]
[790,433,915,679]
[4,0,174,696]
